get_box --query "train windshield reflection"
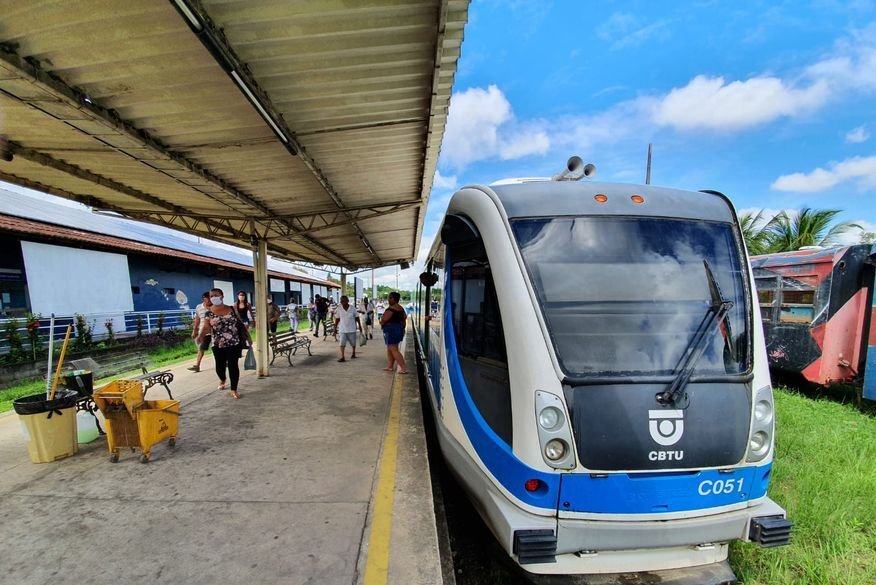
[512,216,750,378]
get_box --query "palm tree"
[765,208,860,253]
[738,210,776,256]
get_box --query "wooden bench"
[269,331,312,366]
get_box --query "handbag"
[243,346,256,370]
[233,314,249,349]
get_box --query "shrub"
[156,312,165,335]
[72,313,93,353]
[104,318,115,346]
[136,315,144,338]
[25,312,42,360]
[3,318,26,363]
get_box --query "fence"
[0,305,301,357]
[0,309,196,357]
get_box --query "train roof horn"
[552,156,596,181]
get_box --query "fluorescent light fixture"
[172,0,203,31]
[230,70,289,144]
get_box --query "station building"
[0,187,338,319]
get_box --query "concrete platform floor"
[0,331,443,585]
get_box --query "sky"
[4,1,876,293]
[379,0,876,290]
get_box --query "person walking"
[313,294,329,338]
[232,292,255,331]
[380,291,408,374]
[308,298,316,332]
[366,297,375,339]
[359,296,375,340]
[287,300,299,333]
[266,296,282,334]
[198,288,251,399]
[334,295,362,362]
[188,292,212,372]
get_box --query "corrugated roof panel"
[0,0,468,267]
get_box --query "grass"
[0,318,313,413]
[730,388,876,584]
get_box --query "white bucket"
[76,410,100,444]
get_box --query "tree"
[765,208,860,253]
[738,210,776,256]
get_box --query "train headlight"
[749,431,769,456]
[747,386,775,463]
[538,406,563,431]
[754,400,773,424]
[544,439,568,461]
[535,391,576,469]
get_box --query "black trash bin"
[63,371,94,397]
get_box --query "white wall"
[213,280,234,302]
[21,241,133,335]
[22,241,134,315]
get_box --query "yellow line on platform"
[363,373,404,585]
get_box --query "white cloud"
[771,154,876,192]
[846,126,870,143]
[432,170,457,190]
[439,24,876,175]
[833,219,875,245]
[649,75,829,131]
[804,23,876,92]
[441,85,550,170]
[644,23,876,133]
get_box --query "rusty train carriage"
[751,245,876,401]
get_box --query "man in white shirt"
[188,291,212,372]
[334,295,362,362]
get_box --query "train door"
[448,240,513,447]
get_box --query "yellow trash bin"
[13,391,80,463]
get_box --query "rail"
[0,305,299,356]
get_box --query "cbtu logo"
[648,409,684,446]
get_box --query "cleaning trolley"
[93,380,179,463]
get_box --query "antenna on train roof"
[552,155,596,181]
[646,143,652,185]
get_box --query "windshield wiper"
[657,259,733,406]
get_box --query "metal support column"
[253,238,270,378]
[340,269,346,300]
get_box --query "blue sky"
[384,0,876,289]
[4,1,875,292]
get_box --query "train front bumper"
[517,497,790,575]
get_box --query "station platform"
[0,330,446,585]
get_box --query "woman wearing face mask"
[233,292,255,331]
[197,288,252,399]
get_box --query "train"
[751,245,876,402]
[411,157,792,582]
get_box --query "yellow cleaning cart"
[92,380,179,463]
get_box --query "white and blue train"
[412,158,792,582]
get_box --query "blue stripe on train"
[558,463,773,514]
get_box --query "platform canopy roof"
[0,0,468,269]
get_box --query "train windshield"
[512,217,750,378]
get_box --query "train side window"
[450,248,512,447]
[755,277,779,322]
[779,284,815,324]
